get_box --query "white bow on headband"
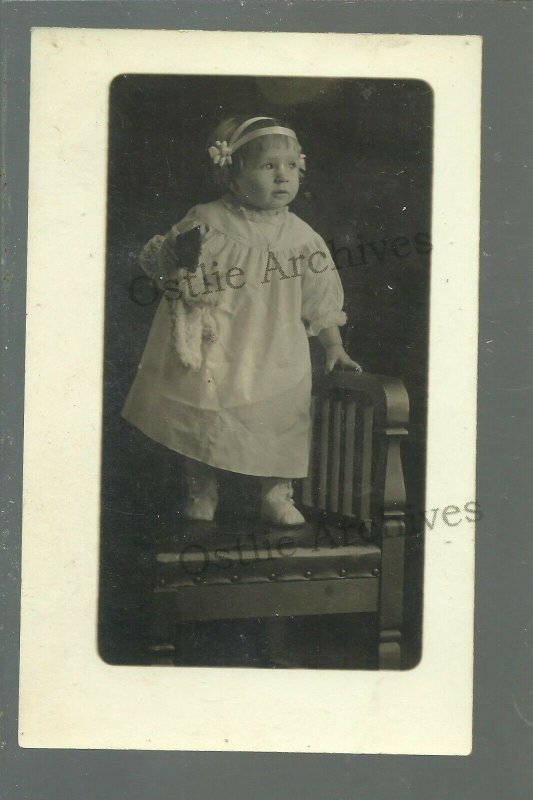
[208,140,234,167]
[208,116,306,170]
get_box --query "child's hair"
[206,115,305,192]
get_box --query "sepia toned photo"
[101,76,433,671]
[19,29,480,753]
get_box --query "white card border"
[19,28,481,754]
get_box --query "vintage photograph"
[99,75,433,670]
[19,28,480,752]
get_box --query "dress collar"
[221,193,289,224]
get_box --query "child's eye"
[262,162,274,169]
[289,162,297,168]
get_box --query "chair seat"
[154,520,381,590]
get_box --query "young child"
[122,115,362,526]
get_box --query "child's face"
[231,140,301,211]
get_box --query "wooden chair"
[145,370,409,669]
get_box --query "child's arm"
[317,326,363,374]
[300,232,363,373]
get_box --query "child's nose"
[275,166,288,181]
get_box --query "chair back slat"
[342,400,357,516]
[329,399,343,512]
[302,388,375,522]
[318,397,330,509]
[359,405,374,523]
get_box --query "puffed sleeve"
[300,234,347,336]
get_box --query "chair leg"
[378,519,405,669]
[145,591,176,664]
[379,629,402,669]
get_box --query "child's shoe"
[260,478,305,528]
[184,474,219,521]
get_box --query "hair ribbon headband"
[208,117,306,170]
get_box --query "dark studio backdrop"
[99,75,433,667]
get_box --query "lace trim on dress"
[305,310,348,338]
[221,193,289,223]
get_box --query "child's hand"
[325,345,363,374]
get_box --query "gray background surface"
[1,1,532,798]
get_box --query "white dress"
[122,195,347,477]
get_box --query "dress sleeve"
[300,234,347,336]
